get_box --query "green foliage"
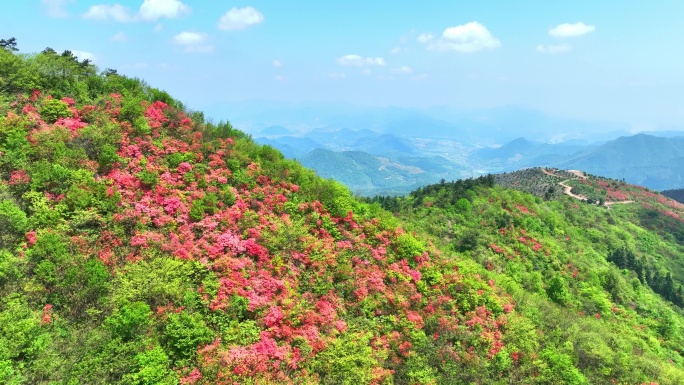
[0,296,48,368]
[546,274,571,305]
[105,301,153,341]
[75,121,122,172]
[123,345,178,385]
[455,197,472,213]
[163,311,213,364]
[0,48,40,94]
[221,320,261,345]
[0,199,27,245]
[189,198,206,222]
[0,117,33,170]
[383,173,684,384]
[312,332,377,385]
[538,346,589,385]
[0,251,21,288]
[110,257,199,308]
[456,228,479,252]
[394,232,426,264]
[39,98,71,123]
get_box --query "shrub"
[39,99,71,123]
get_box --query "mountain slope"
[474,138,590,172]
[299,148,465,196]
[255,135,324,158]
[299,149,440,195]
[0,42,517,385]
[370,173,684,384]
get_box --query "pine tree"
[0,37,18,51]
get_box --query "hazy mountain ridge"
[299,148,466,196]
[257,127,684,195]
[663,189,684,204]
[555,134,684,190]
[206,100,633,144]
[232,101,684,194]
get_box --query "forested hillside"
[371,174,684,384]
[3,40,684,384]
[0,41,527,384]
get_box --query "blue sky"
[3,0,684,129]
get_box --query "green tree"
[313,332,377,385]
[546,274,571,306]
[0,38,18,52]
[105,302,153,342]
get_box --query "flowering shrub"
[0,86,519,384]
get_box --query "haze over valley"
[218,101,684,195]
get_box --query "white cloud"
[110,31,127,42]
[154,23,163,32]
[536,43,573,54]
[41,0,72,18]
[272,59,282,67]
[173,31,212,53]
[83,0,189,22]
[328,73,346,79]
[423,21,501,53]
[274,75,286,82]
[138,0,189,21]
[366,57,385,66]
[549,22,595,38]
[173,31,205,45]
[83,4,134,22]
[71,50,96,62]
[417,33,434,43]
[361,69,372,75]
[337,54,385,67]
[218,7,264,30]
[390,47,402,54]
[391,66,413,74]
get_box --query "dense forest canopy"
[2,39,684,384]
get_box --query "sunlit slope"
[0,44,517,385]
[371,174,684,384]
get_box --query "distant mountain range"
[223,102,684,195]
[473,137,590,170]
[204,101,633,144]
[555,134,684,191]
[663,189,684,204]
[298,149,465,196]
[259,130,684,195]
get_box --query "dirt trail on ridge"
[541,168,633,206]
